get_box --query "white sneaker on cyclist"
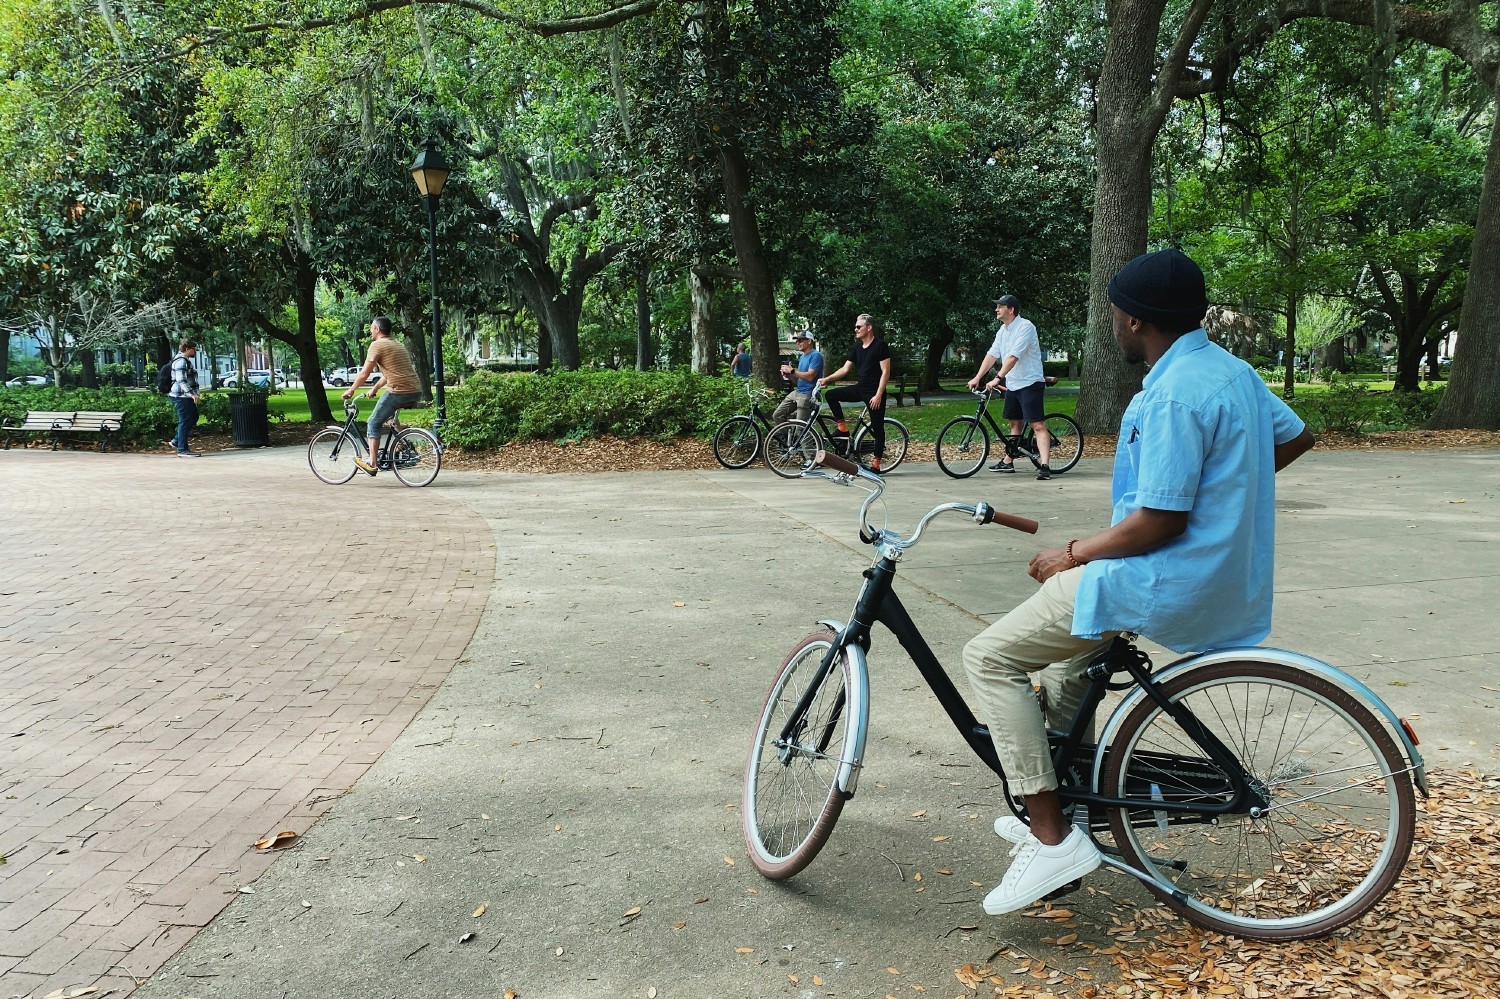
[993,815,1030,844]
[982,828,1101,915]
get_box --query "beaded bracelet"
[1065,539,1083,569]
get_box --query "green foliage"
[443,370,744,448]
[1296,376,1370,434]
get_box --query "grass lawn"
[261,388,434,429]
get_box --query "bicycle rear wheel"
[935,417,990,478]
[391,428,441,487]
[1039,413,1083,473]
[713,416,762,469]
[308,428,360,485]
[1100,660,1415,940]
[744,629,855,879]
[764,420,822,478]
[852,417,908,472]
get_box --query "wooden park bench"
[893,375,922,407]
[2,410,125,452]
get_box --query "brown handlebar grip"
[814,450,862,476]
[990,511,1040,534]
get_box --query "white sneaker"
[982,828,1101,915]
[993,815,1030,844]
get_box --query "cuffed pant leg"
[962,567,1113,796]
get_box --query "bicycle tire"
[1100,660,1415,940]
[308,428,360,485]
[852,417,908,472]
[713,416,762,469]
[935,417,990,478]
[764,420,822,478]
[744,629,856,879]
[1039,413,1083,473]
[391,428,442,487]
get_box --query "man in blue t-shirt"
[961,249,1316,917]
[771,331,824,423]
[731,345,753,378]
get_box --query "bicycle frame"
[326,402,409,468]
[791,555,1272,822]
[966,390,1041,462]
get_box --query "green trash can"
[228,391,270,447]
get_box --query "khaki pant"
[772,390,814,424]
[962,567,1116,796]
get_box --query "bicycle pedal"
[1042,879,1082,901]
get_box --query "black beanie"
[1107,249,1208,330]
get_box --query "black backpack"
[155,356,178,395]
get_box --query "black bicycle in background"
[712,379,783,469]
[763,387,909,478]
[936,388,1084,479]
[743,449,1424,940]
[307,399,442,487]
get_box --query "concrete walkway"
[2,441,1496,998]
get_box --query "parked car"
[221,370,287,389]
[4,374,52,388]
[327,366,380,387]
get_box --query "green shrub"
[1371,386,1443,430]
[0,387,176,445]
[1349,350,1387,375]
[1297,376,1370,434]
[443,369,747,448]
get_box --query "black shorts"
[1002,381,1046,424]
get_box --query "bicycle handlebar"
[807,450,1036,557]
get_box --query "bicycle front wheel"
[935,417,990,478]
[713,416,762,469]
[764,420,822,478]
[1039,413,1083,473]
[852,417,908,472]
[391,428,442,487]
[744,629,856,879]
[308,428,360,485]
[1101,660,1415,940]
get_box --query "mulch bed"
[962,768,1500,998]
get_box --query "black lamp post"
[411,142,451,434]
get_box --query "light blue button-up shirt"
[1073,330,1305,653]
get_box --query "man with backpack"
[163,339,201,457]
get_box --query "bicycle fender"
[837,643,871,799]
[1092,646,1429,798]
[813,618,870,798]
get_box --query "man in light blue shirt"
[772,331,824,423]
[961,249,1315,917]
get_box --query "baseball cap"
[791,330,813,341]
[992,294,1020,309]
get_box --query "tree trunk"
[81,351,99,389]
[1431,98,1500,426]
[921,326,953,391]
[292,253,334,423]
[689,267,716,374]
[0,324,10,380]
[717,138,781,389]
[635,268,652,370]
[1077,1,1162,435]
[1283,295,1297,399]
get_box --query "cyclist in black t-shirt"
[818,313,893,472]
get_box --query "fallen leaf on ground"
[253,830,298,850]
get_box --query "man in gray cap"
[771,330,824,424]
[967,294,1052,478]
[961,248,1315,917]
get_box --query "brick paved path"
[0,450,493,998]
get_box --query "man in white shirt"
[966,294,1051,478]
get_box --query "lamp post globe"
[410,142,450,434]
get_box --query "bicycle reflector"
[1399,717,1420,745]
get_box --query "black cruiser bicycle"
[742,451,1424,940]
